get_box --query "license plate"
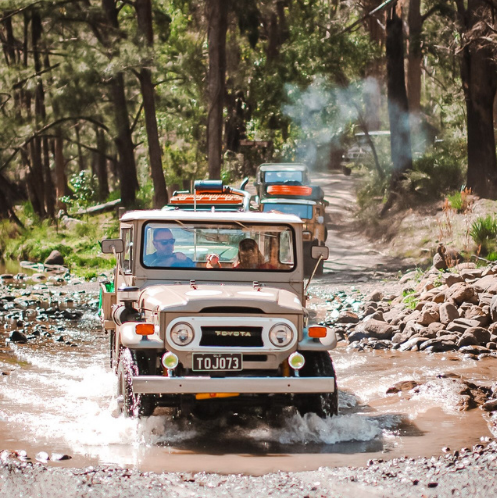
[192,353,243,371]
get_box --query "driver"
[146,228,194,267]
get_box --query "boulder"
[490,295,497,322]
[383,307,406,325]
[427,322,445,335]
[439,302,459,325]
[9,331,28,343]
[433,253,447,270]
[460,268,484,280]
[444,273,464,287]
[459,345,491,355]
[386,380,419,394]
[421,339,458,352]
[463,306,491,327]
[457,327,491,347]
[417,308,440,325]
[446,282,476,305]
[368,290,383,302]
[399,336,428,351]
[336,311,360,324]
[473,275,497,293]
[44,250,64,265]
[353,319,395,340]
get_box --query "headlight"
[170,322,194,346]
[269,323,293,347]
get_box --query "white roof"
[261,198,316,206]
[120,209,303,224]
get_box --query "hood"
[139,283,303,314]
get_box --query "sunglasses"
[154,238,175,245]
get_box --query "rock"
[446,282,476,305]
[463,306,491,327]
[458,327,491,347]
[417,308,440,325]
[444,273,464,287]
[474,275,497,293]
[51,453,71,461]
[347,331,369,342]
[482,399,497,411]
[427,322,445,335]
[461,268,484,280]
[490,295,497,321]
[336,311,360,324]
[383,307,406,324]
[386,380,419,394]
[9,330,28,343]
[45,250,65,265]
[399,336,427,351]
[353,319,395,340]
[368,290,383,302]
[439,302,459,325]
[35,451,49,462]
[420,338,458,352]
[433,253,447,270]
[459,345,491,355]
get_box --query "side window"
[279,230,294,265]
[121,228,133,273]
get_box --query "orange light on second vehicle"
[136,323,155,336]
[308,326,327,338]
[266,185,313,196]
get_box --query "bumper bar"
[132,376,335,395]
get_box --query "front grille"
[199,326,263,347]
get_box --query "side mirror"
[311,245,329,260]
[101,238,124,254]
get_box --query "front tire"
[117,349,155,418]
[295,351,338,418]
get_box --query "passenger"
[233,239,274,269]
[145,228,194,267]
[206,253,222,268]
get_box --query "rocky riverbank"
[1,437,497,497]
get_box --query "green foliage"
[401,139,466,199]
[61,171,99,211]
[470,215,497,254]
[402,289,419,310]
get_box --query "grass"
[1,208,118,279]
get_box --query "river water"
[0,284,495,476]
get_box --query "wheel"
[117,348,155,418]
[295,352,338,418]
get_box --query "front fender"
[119,323,164,349]
[298,327,337,351]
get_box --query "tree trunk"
[111,73,139,206]
[407,0,422,114]
[42,136,56,219]
[54,130,67,212]
[135,0,168,208]
[458,0,497,198]
[95,126,110,202]
[207,0,229,180]
[386,8,412,184]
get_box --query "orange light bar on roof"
[266,185,313,196]
[170,194,243,205]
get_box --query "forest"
[0,0,496,237]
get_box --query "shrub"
[470,215,497,254]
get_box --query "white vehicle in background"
[100,210,337,419]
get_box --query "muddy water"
[0,292,496,475]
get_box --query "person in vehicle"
[145,228,194,267]
[233,238,275,269]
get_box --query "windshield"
[142,222,295,271]
[262,203,313,220]
[264,171,304,184]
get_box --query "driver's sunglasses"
[155,238,175,246]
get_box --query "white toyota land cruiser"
[100,210,337,418]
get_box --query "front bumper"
[132,376,335,394]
